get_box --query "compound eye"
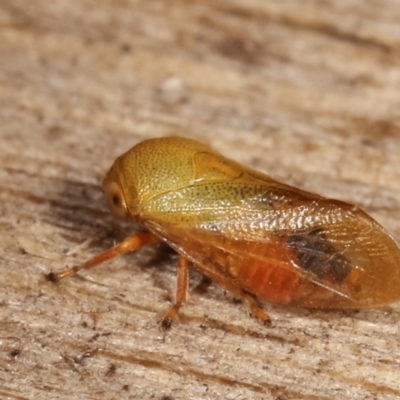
[104,181,128,219]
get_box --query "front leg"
[46,232,161,282]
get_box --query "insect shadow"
[43,177,128,265]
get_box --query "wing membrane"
[143,174,400,308]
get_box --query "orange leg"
[240,292,272,327]
[46,232,161,282]
[161,255,189,330]
[161,256,271,329]
[193,261,272,327]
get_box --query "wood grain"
[1,1,400,399]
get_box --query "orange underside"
[229,239,336,306]
[238,260,303,304]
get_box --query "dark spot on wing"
[287,229,352,283]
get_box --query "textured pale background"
[1,1,400,399]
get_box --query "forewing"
[144,178,400,308]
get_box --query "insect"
[47,136,400,328]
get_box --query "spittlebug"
[47,136,400,328]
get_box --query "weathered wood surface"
[1,1,400,399]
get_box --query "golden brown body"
[48,136,400,327]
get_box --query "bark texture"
[1,1,400,399]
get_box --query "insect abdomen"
[229,237,353,308]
